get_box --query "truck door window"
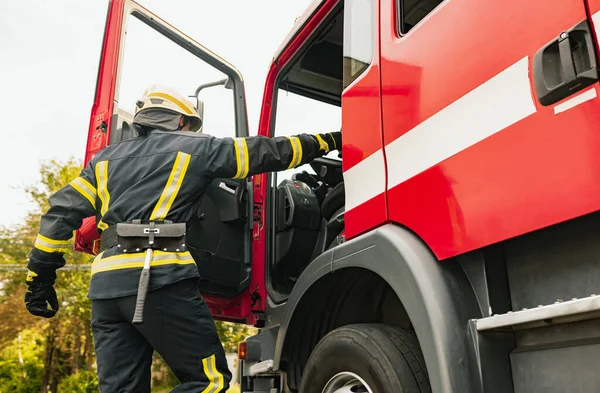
[272,88,341,185]
[114,13,236,142]
[398,0,444,34]
[343,0,374,88]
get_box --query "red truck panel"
[374,0,600,259]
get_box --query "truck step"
[475,294,600,331]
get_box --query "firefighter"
[24,85,341,393]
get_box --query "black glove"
[24,250,63,318]
[25,279,59,318]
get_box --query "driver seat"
[321,182,345,221]
[309,182,345,258]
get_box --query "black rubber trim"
[272,224,483,393]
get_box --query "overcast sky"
[0,0,331,227]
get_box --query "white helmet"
[135,85,202,132]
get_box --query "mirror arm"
[189,77,231,133]
[194,78,229,97]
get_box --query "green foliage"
[57,370,99,393]
[0,158,96,392]
[215,321,257,353]
[0,330,44,393]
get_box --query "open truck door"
[74,0,259,323]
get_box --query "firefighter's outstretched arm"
[25,161,97,318]
[205,131,342,179]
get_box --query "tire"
[299,324,431,393]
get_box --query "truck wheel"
[299,324,431,393]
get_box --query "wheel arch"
[274,223,483,393]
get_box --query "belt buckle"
[144,222,159,245]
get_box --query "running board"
[475,294,600,331]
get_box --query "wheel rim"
[322,371,373,393]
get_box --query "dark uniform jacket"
[28,130,339,299]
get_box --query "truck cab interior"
[267,4,347,299]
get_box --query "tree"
[0,158,96,393]
[0,329,45,393]
[215,321,256,353]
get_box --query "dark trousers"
[91,279,232,393]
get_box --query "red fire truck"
[79,0,600,391]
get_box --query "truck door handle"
[533,20,598,106]
[558,33,577,85]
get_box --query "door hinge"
[96,121,108,133]
[250,290,261,306]
[252,206,262,240]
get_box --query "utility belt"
[99,220,188,325]
[100,219,187,254]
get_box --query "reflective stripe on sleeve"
[91,250,194,275]
[97,220,109,232]
[328,132,338,149]
[34,234,69,253]
[315,134,330,152]
[233,138,249,179]
[69,177,96,208]
[150,152,192,220]
[286,137,303,169]
[201,354,225,393]
[26,270,38,282]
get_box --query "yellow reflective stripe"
[69,177,96,208]
[296,137,303,165]
[95,161,110,231]
[232,138,249,179]
[91,251,194,275]
[315,134,330,152]
[150,152,191,220]
[286,137,303,169]
[233,139,242,178]
[240,138,250,178]
[97,220,109,232]
[200,354,224,393]
[34,234,69,253]
[285,137,298,169]
[95,161,110,216]
[36,234,69,246]
[91,257,195,275]
[26,270,37,282]
[211,355,224,393]
[328,132,338,149]
[201,356,216,393]
[148,92,193,115]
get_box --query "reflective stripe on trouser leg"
[200,354,225,393]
